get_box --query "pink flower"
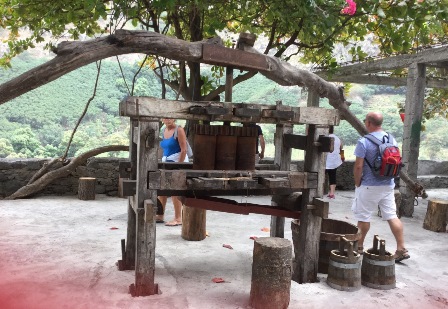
[341,0,357,15]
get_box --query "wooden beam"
[119,97,340,126]
[202,44,271,72]
[283,134,307,150]
[400,63,426,217]
[317,45,448,76]
[185,197,301,219]
[320,74,448,89]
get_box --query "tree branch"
[5,145,128,200]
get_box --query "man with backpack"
[352,112,410,262]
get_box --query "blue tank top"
[160,133,181,157]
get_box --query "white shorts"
[351,186,397,222]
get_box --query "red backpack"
[364,133,403,178]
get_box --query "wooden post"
[399,63,426,217]
[270,105,293,238]
[181,205,207,241]
[423,199,448,232]
[78,177,96,200]
[129,120,159,297]
[123,120,138,270]
[249,237,292,309]
[292,124,328,283]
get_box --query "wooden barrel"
[327,238,362,292]
[215,134,237,170]
[319,218,361,274]
[361,235,396,290]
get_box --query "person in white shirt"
[325,126,344,199]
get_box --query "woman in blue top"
[157,118,188,226]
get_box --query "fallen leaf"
[212,277,225,283]
[345,216,349,219]
[222,244,233,249]
[110,227,119,230]
[261,227,270,232]
[249,236,258,240]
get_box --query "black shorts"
[325,168,338,185]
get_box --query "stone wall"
[0,158,124,198]
[1,158,448,198]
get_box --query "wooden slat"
[234,107,262,117]
[227,177,258,189]
[260,177,289,188]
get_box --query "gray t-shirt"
[354,131,396,188]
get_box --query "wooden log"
[249,237,292,309]
[78,177,96,200]
[181,205,206,241]
[423,199,448,232]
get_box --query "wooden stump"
[249,237,292,309]
[181,205,206,241]
[78,177,96,200]
[423,199,448,232]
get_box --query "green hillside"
[1,53,447,161]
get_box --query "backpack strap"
[364,133,383,146]
[363,133,384,170]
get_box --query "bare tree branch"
[5,145,128,200]
[62,61,102,159]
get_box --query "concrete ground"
[0,189,447,309]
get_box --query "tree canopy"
[1,0,447,101]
